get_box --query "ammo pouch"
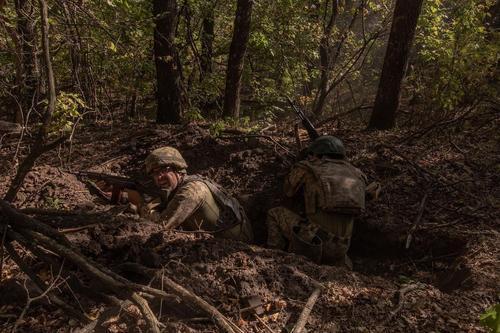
[288,226,322,263]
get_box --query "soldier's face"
[152,167,180,190]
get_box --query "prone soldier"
[113,146,253,243]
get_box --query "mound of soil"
[1,165,95,210]
[0,117,498,332]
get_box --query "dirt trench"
[1,120,497,332]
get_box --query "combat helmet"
[307,135,346,158]
[145,147,188,174]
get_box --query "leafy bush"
[411,0,499,117]
[49,92,85,134]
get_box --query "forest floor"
[0,112,498,332]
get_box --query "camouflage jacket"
[139,175,253,242]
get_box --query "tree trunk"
[222,0,253,119]
[368,0,424,130]
[200,3,215,78]
[4,0,59,203]
[313,0,339,117]
[14,0,40,122]
[486,0,500,30]
[153,0,183,124]
[61,1,96,109]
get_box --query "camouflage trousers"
[266,206,353,267]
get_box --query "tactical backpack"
[296,159,366,215]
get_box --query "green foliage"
[412,0,499,115]
[481,304,500,333]
[1,0,496,127]
[184,108,205,122]
[49,92,85,134]
[209,119,226,136]
[208,116,259,136]
[44,197,62,209]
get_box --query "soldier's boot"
[289,226,322,263]
[322,236,352,270]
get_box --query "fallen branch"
[119,262,244,333]
[284,266,325,333]
[254,314,275,333]
[0,203,175,332]
[5,240,90,325]
[292,287,323,333]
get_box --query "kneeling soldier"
[267,136,379,268]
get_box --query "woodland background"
[0,0,498,130]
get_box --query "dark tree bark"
[486,0,500,30]
[313,0,364,116]
[153,0,183,124]
[61,1,96,109]
[200,2,215,78]
[14,0,40,123]
[223,0,253,119]
[313,0,339,117]
[368,0,424,130]
[4,0,60,203]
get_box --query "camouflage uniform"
[267,136,367,267]
[140,147,253,243]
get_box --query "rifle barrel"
[286,96,320,140]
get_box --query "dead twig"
[254,314,276,333]
[405,194,428,249]
[0,225,7,280]
[8,245,73,333]
[119,262,244,333]
[382,283,425,325]
[219,133,295,158]
[5,233,90,323]
[284,266,325,333]
[58,224,99,234]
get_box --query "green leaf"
[108,41,118,53]
[480,304,500,333]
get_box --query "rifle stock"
[75,171,161,203]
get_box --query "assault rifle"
[286,96,320,140]
[75,171,161,203]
